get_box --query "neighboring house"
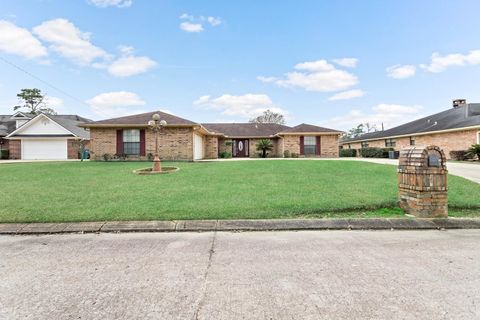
[80,111,342,161]
[340,99,480,158]
[1,112,91,160]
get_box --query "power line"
[0,55,89,107]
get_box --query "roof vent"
[453,99,467,108]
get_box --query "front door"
[233,139,249,157]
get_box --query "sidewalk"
[1,218,480,234]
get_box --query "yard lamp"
[148,113,167,172]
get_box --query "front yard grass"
[0,160,479,223]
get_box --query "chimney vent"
[453,99,467,108]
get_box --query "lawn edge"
[1,218,480,234]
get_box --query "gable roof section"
[342,104,480,143]
[0,115,16,137]
[81,111,197,127]
[201,123,291,137]
[7,113,91,139]
[279,123,342,134]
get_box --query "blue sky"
[1,0,480,130]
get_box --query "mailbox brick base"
[398,146,448,218]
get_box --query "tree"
[342,122,378,140]
[467,144,480,161]
[13,88,57,115]
[249,109,286,125]
[256,139,274,158]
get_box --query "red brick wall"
[8,140,21,159]
[342,129,479,159]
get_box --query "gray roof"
[202,123,291,137]
[279,123,342,133]
[1,113,92,139]
[342,104,480,143]
[84,111,197,126]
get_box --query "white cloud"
[194,93,287,118]
[86,91,146,117]
[45,96,65,113]
[179,14,221,32]
[260,59,358,92]
[88,0,132,8]
[328,89,365,101]
[420,50,480,73]
[207,16,222,26]
[323,103,423,131]
[332,58,358,68]
[0,20,47,59]
[108,52,157,77]
[33,18,110,66]
[386,64,416,79]
[180,22,204,33]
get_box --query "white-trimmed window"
[477,131,480,144]
[361,141,369,148]
[304,136,316,155]
[385,138,396,147]
[410,136,416,146]
[123,129,140,155]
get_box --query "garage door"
[193,134,204,160]
[22,139,68,160]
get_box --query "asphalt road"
[1,231,479,320]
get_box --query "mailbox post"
[397,145,448,218]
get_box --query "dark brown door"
[233,139,249,157]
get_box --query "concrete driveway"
[353,158,480,184]
[1,231,479,319]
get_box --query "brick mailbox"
[397,145,448,218]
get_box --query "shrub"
[467,144,480,160]
[283,150,291,158]
[219,151,232,158]
[340,149,357,157]
[449,150,471,161]
[0,149,9,159]
[360,147,393,158]
[147,153,154,161]
[102,153,112,161]
[291,152,299,158]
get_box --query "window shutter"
[140,129,146,156]
[316,136,321,155]
[299,136,304,155]
[116,129,123,154]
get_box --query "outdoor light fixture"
[148,113,167,172]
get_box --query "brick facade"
[204,136,219,159]
[8,140,20,159]
[343,129,479,159]
[89,127,194,161]
[282,134,340,157]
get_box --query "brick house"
[0,112,91,160]
[80,111,342,160]
[340,100,480,159]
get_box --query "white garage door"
[194,134,204,160]
[22,139,68,160]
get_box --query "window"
[385,138,396,147]
[304,136,316,155]
[123,129,140,155]
[477,131,480,144]
[361,141,369,148]
[410,136,416,146]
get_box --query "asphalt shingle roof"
[202,123,291,137]
[279,123,342,133]
[84,111,197,126]
[342,104,480,143]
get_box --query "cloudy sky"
[1,0,480,130]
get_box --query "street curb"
[1,218,480,235]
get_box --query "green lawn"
[0,160,479,223]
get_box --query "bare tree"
[249,109,286,125]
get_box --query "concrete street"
[1,230,479,319]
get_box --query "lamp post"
[148,114,167,172]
